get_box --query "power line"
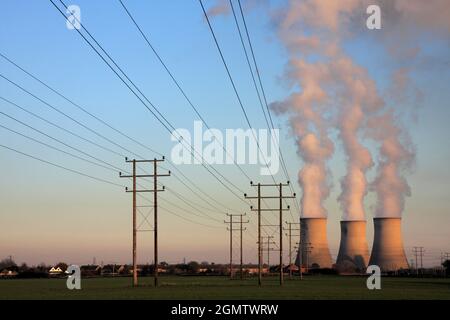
[260,235,276,267]
[166,187,259,243]
[164,185,225,215]
[0,110,125,173]
[51,0,176,133]
[235,0,300,216]
[0,123,118,174]
[412,246,425,276]
[199,0,255,135]
[51,0,251,205]
[245,182,295,286]
[228,0,270,132]
[0,104,168,195]
[49,0,270,242]
[164,169,237,214]
[0,52,162,157]
[284,221,301,279]
[46,1,286,250]
[199,0,297,223]
[0,144,123,188]
[0,107,160,197]
[120,157,170,287]
[117,0,208,127]
[0,95,125,159]
[228,1,296,213]
[199,0,280,179]
[160,204,223,230]
[1,100,157,194]
[52,1,250,203]
[0,74,142,160]
[117,0,253,183]
[224,213,249,279]
[159,194,222,224]
[135,192,223,230]
[0,55,241,217]
[0,132,235,238]
[230,0,298,221]
[163,186,231,222]
[0,91,240,220]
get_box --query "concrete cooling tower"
[369,217,409,272]
[336,220,369,273]
[296,217,332,269]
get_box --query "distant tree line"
[2,257,449,278]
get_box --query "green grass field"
[1,275,449,300]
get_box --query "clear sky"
[0,0,449,268]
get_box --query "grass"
[0,275,449,300]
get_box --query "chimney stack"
[296,217,332,269]
[369,217,409,272]
[336,220,369,273]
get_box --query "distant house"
[49,267,63,275]
[243,266,269,275]
[158,267,167,273]
[129,267,142,275]
[0,269,18,278]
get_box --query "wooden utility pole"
[278,184,283,285]
[120,157,170,287]
[132,160,137,285]
[295,241,302,279]
[151,157,170,287]
[258,183,261,286]
[260,235,276,267]
[442,252,450,264]
[285,222,300,279]
[245,183,262,286]
[303,242,313,273]
[239,214,248,280]
[245,181,296,286]
[224,213,249,280]
[412,247,425,276]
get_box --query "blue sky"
[0,0,449,267]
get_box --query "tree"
[55,262,68,271]
[36,263,49,272]
[175,263,189,273]
[187,261,200,274]
[19,263,29,272]
[0,257,16,270]
[443,260,450,276]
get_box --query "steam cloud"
[205,0,449,219]
[271,43,382,220]
[271,58,335,218]
[270,0,426,220]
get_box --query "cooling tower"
[296,217,332,269]
[336,220,370,273]
[369,217,409,272]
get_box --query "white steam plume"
[205,0,450,219]
[271,0,417,220]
